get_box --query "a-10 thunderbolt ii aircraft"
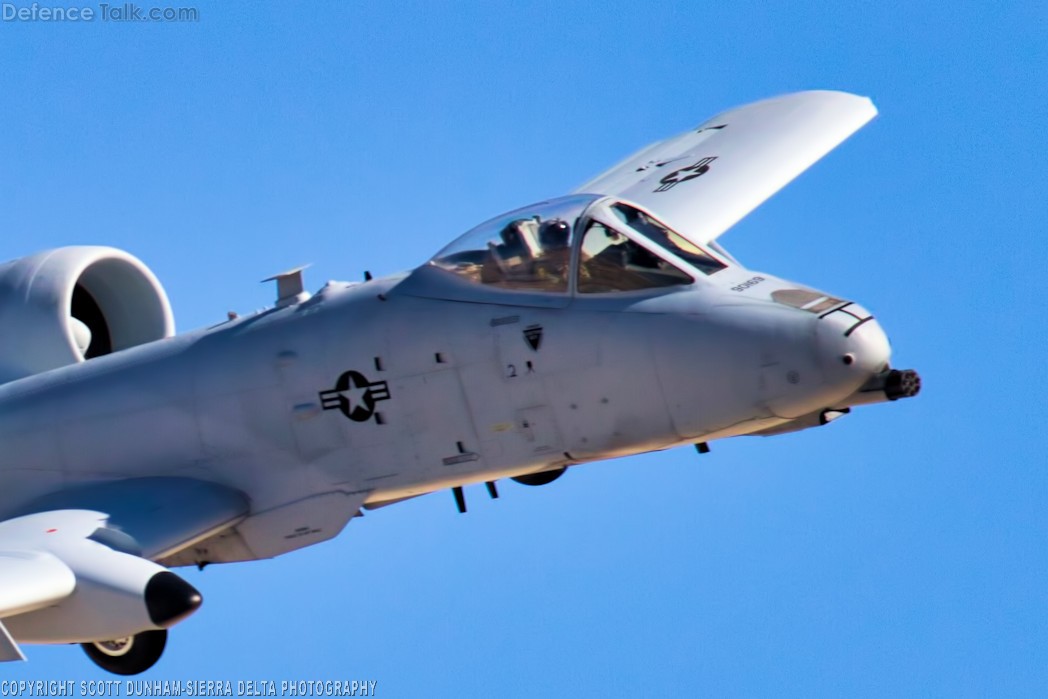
[0,90,919,674]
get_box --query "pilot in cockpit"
[482,217,571,290]
[537,218,571,264]
[482,218,534,283]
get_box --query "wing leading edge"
[575,90,877,245]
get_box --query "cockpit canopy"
[431,196,589,293]
[427,194,727,299]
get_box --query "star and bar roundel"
[319,370,391,423]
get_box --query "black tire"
[82,629,167,675]
[512,466,567,487]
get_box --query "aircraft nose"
[816,303,891,380]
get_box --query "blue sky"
[1,1,1046,695]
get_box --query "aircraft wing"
[0,546,77,661]
[7,477,368,569]
[574,90,877,245]
[6,477,249,560]
[0,514,86,661]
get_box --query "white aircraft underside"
[0,90,920,674]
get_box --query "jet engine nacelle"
[0,246,174,382]
[2,535,202,644]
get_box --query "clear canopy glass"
[609,203,727,276]
[577,220,694,293]
[429,195,599,292]
[427,194,729,297]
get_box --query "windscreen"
[610,203,727,276]
[577,220,693,293]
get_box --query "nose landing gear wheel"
[82,629,167,675]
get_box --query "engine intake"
[0,247,174,382]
